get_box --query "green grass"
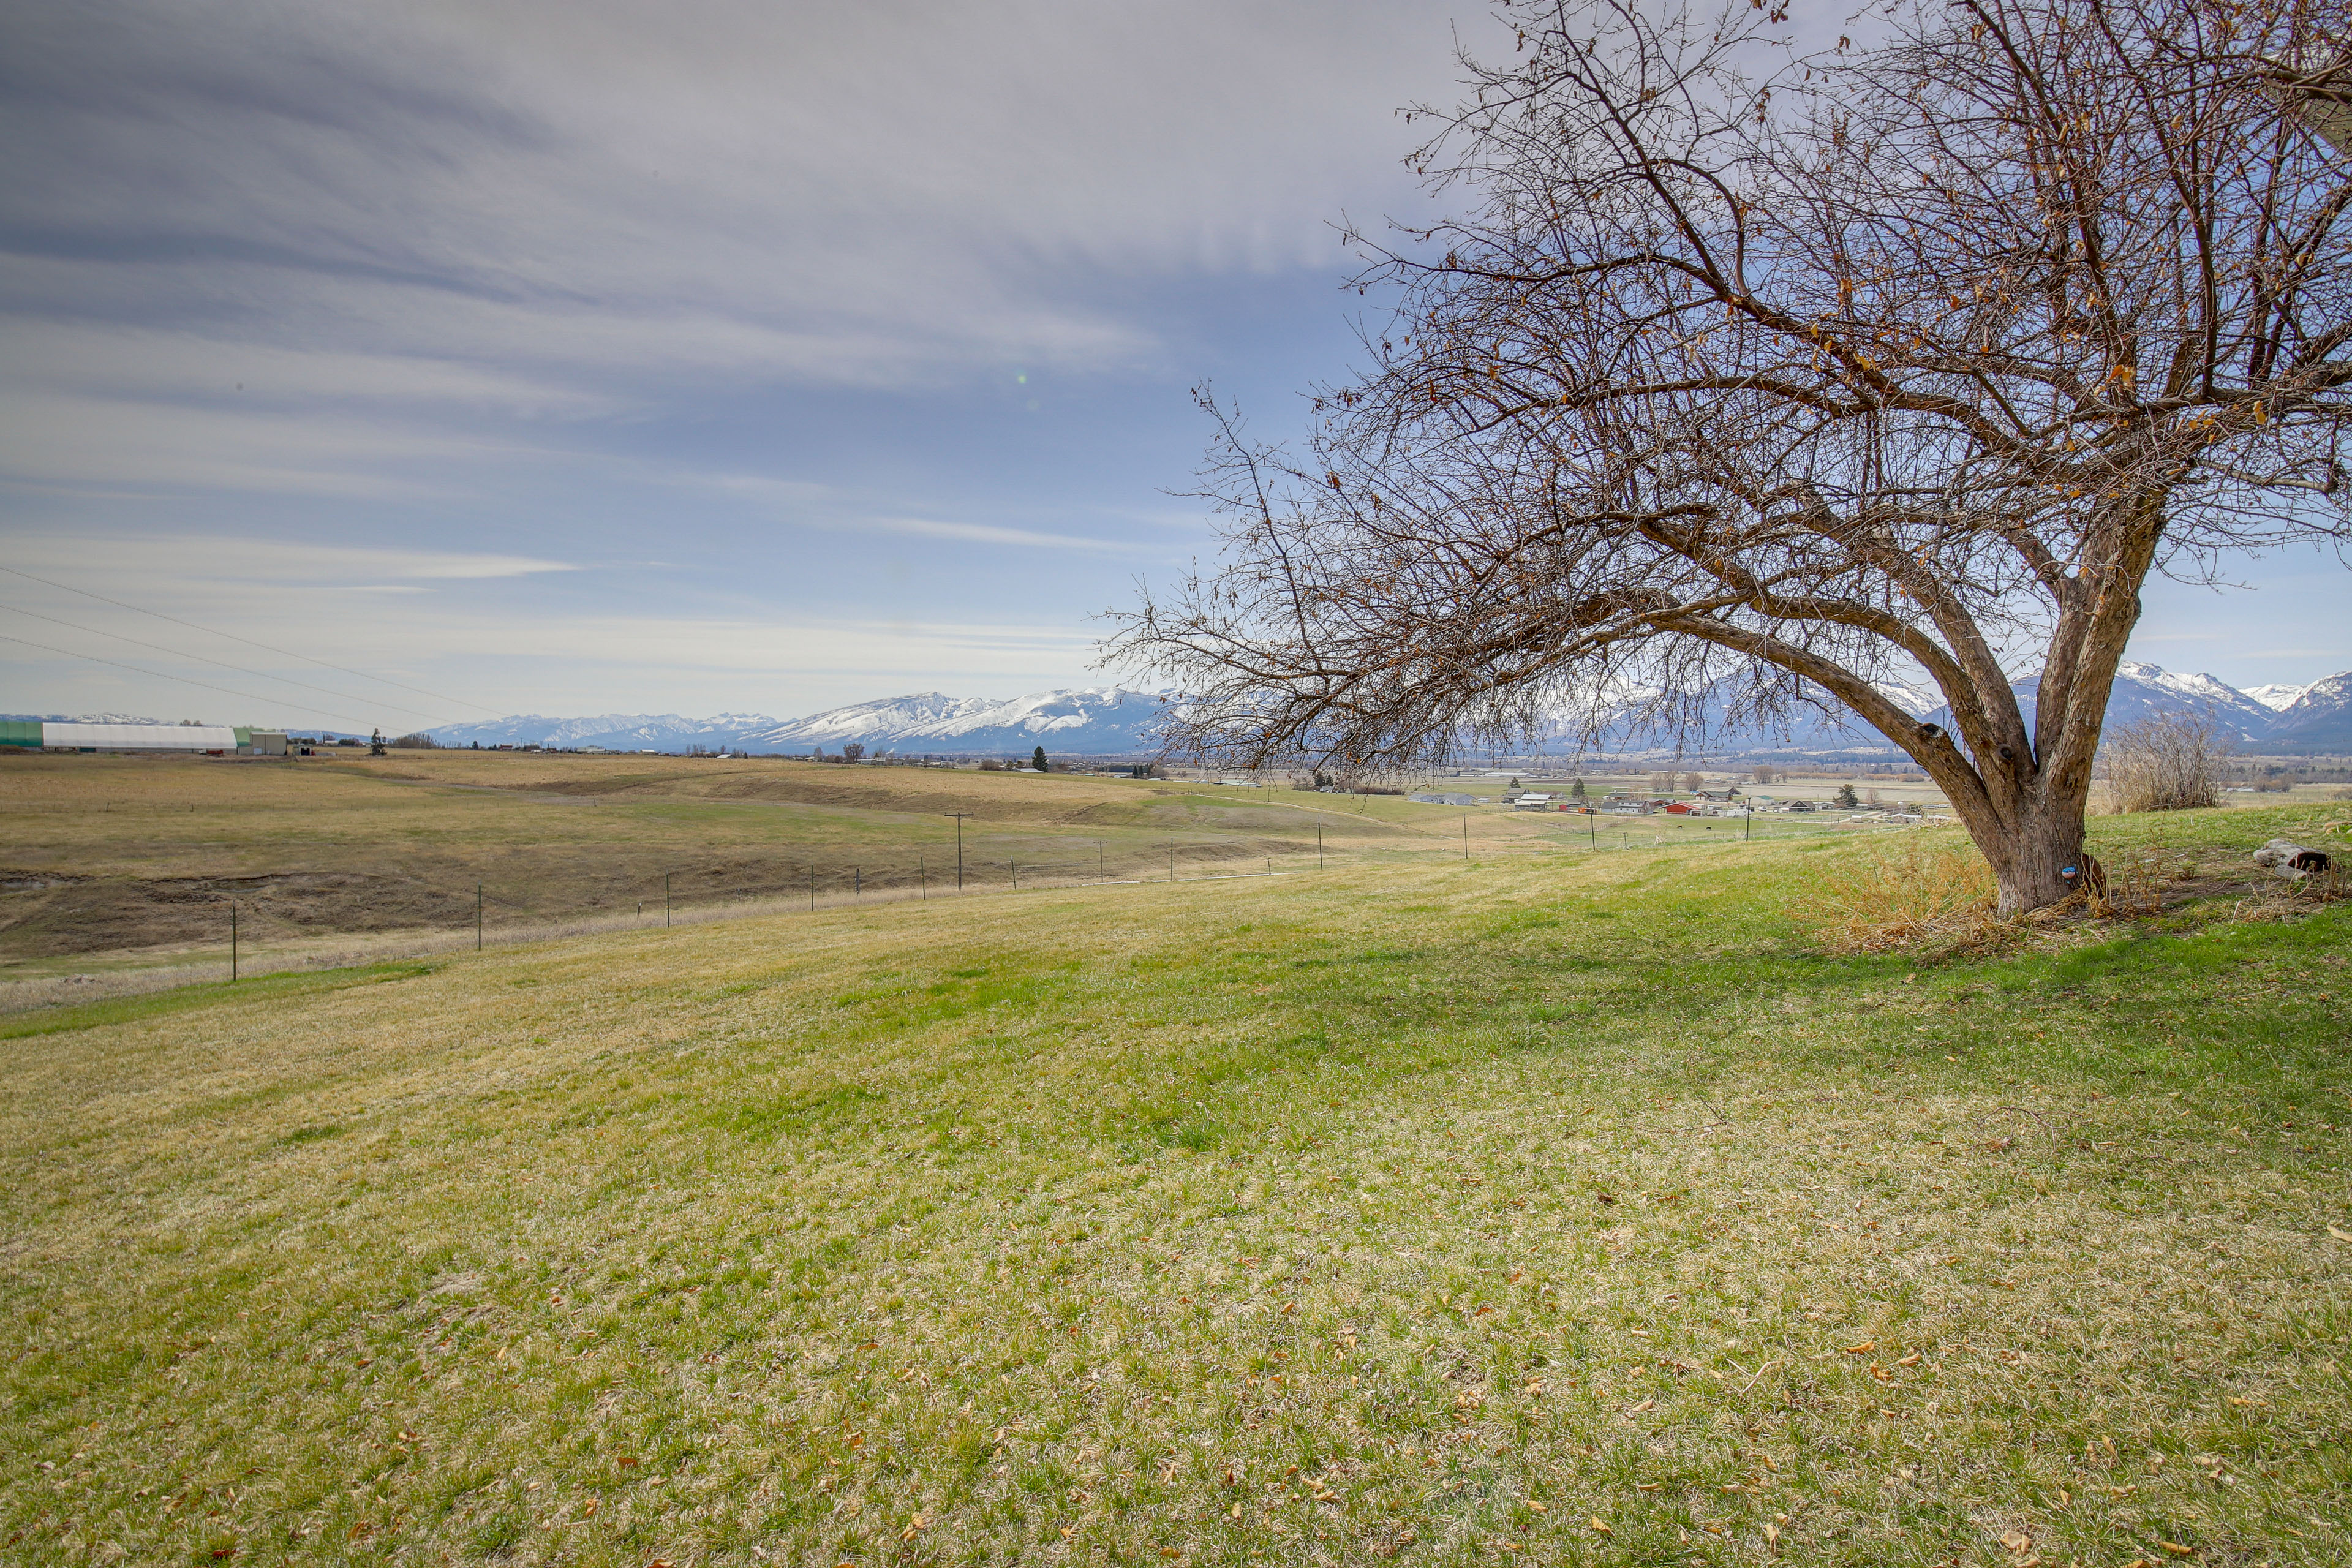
[1,809,2348,1566]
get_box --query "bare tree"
[1110,0,2352,913]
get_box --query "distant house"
[1512,793,1553,810]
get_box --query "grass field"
[2,796,2348,1567]
[0,753,1928,991]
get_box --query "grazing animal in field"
[2252,839,2332,880]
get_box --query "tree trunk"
[1979,786,2090,917]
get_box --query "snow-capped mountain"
[394,666,2352,761]
[1569,673,1943,754]
[1871,679,1942,719]
[1920,661,2278,747]
[426,712,780,751]
[739,693,1002,747]
[2243,682,2311,712]
[741,687,1170,755]
[3,711,182,725]
[2266,673,2352,753]
[414,689,1172,756]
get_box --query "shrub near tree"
[1112,0,2352,914]
[2102,710,2231,812]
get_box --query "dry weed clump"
[2099,709,2231,813]
[1792,836,2004,954]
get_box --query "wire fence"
[0,814,1945,1015]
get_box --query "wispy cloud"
[7,533,576,584]
[870,518,1145,553]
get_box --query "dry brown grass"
[1788,833,2007,954]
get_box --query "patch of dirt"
[0,871,477,957]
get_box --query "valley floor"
[2,812,2348,1566]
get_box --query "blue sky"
[2,0,2345,733]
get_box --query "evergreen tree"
[1033,745,1049,772]
[1836,783,1861,810]
[1570,777,1586,799]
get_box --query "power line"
[0,630,379,731]
[0,599,443,723]
[0,564,503,715]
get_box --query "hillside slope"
[2,819,2346,1566]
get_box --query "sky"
[2,0,2346,735]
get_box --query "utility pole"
[946,813,972,891]
[855,866,861,898]
[920,854,927,900]
[229,900,237,982]
[477,883,483,951]
[1169,840,1177,881]
[1099,841,1106,883]
[1462,813,1469,862]
[665,872,672,927]
[809,869,816,911]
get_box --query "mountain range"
[383,663,2352,757]
[1594,662,2352,756]
[24,662,2347,758]
[419,687,1175,757]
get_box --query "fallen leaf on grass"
[2328,1226,2352,1243]
[2159,1544,2196,1557]
[1528,1502,1547,1513]
[1844,1342,1875,1354]
[1588,1517,1613,1535]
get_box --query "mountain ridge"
[56,665,2331,758]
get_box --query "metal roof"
[38,722,243,750]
